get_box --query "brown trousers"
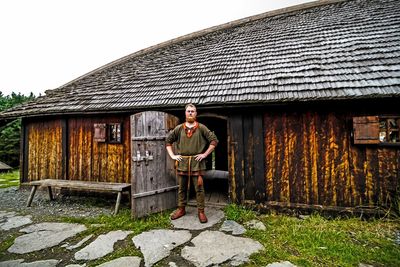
[177,175,205,209]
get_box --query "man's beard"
[186,116,196,123]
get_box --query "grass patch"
[0,235,17,258]
[0,170,19,188]
[237,212,400,267]
[54,209,173,266]
[87,241,142,267]
[60,209,172,236]
[224,203,257,222]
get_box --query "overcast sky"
[0,0,313,96]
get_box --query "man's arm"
[195,144,216,161]
[166,145,182,161]
[166,125,182,161]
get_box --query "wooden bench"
[23,179,131,215]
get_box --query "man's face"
[185,107,197,123]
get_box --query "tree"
[0,92,35,167]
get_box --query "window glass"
[109,123,122,143]
[379,118,400,143]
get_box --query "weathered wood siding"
[26,119,64,181]
[264,111,400,208]
[68,116,131,183]
[131,111,179,218]
[228,113,265,204]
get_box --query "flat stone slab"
[8,223,87,254]
[181,230,264,267]
[244,219,266,231]
[0,259,60,267]
[65,234,94,250]
[133,229,192,267]
[0,211,32,231]
[171,207,224,230]
[0,211,16,219]
[75,230,133,261]
[220,220,246,235]
[97,256,142,267]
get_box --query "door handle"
[144,150,154,166]
[132,150,142,166]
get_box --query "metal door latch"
[132,150,154,166]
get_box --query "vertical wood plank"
[229,114,244,204]
[21,119,29,183]
[243,114,255,200]
[264,113,275,202]
[27,119,62,182]
[253,113,266,203]
[131,111,179,218]
[61,119,68,180]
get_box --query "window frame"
[378,116,400,146]
[353,115,400,146]
[108,123,123,144]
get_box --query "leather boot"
[171,207,186,220]
[198,208,208,223]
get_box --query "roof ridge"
[51,0,346,92]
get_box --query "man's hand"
[172,155,182,161]
[195,153,207,161]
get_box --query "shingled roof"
[1,0,400,119]
[0,161,12,171]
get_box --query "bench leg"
[27,185,38,207]
[114,192,122,215]
[48,186,54,201]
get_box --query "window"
[93,123,107,142]
[353,116,400,145]
[379,117,400,143]
[108,123,122,143]
[93,123,122,143]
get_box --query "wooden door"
[131,111,179,218]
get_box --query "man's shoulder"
[173,124,184,131]
[197,122,209,130]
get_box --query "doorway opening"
[188,115,229,207]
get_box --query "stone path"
[0,207,297,267]
[8,223,87,254]
[0,212,32,231]
[132,229,192,267]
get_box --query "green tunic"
[166,123,218,172]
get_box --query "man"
[166,103,218,223]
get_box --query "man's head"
[185,103,197,123]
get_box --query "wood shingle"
[1,0,399,119]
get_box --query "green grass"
[224,203,258,222]
[0,170,19,188]
[55,204,399,266]
[61,209,172,233]
[0,234,17,259]
[222,205,400,267]
[57,209,173,266]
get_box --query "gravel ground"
[0,186,130,219]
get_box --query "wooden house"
[0,161,12,173]
[1,0,399,216]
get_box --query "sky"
[0,0,313,96]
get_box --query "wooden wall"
[68,116,131,183]
[23,115,131,184]
[263,111,399,208]
[228,113,265,204]
[25,119,64,181]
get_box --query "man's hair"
[185,103,197,111]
